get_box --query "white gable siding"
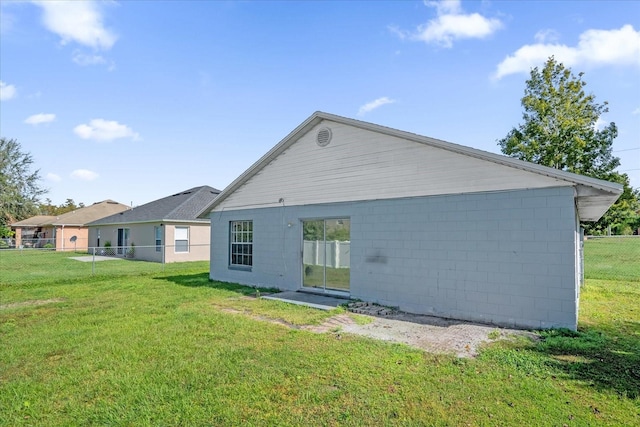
[215,120,570,211]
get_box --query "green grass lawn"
[0,249,210,287]
[1,245,639,425]
[583,236,640,281]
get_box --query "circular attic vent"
[316,127,332,147]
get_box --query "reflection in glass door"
[117,227,130,255]
[302,219,350,292]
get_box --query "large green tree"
[588,174,640,235]
[0,138,47,236]
[498,57,638,234]
[40,198,85,216]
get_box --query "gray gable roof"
[89,186,220,226]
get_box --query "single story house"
[87,186,220,263]
[11,200,129,250]
[9,215,57,248]
[199,111,622,330]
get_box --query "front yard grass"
[1,246,639,425]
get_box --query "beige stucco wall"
[164,223,210,263]
[88,223,163,262]
[87,222,210,263]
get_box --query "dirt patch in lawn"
[0,298,65,310]
[307,312,535,358]
[217,302,535,358]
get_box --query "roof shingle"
[88,186,220,226]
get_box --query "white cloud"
[73,119,140,142]
[72,51,106,66]
[534,29,560,44]
[34,0,117,50]
[358,97,396,116]
[633,107,640,115]
[396,0,502,48]
[425,0,462,15]
[495,25,640,79]
[46,173,62,182]
[70,169,99,181]
[24,113,56,125]
[0,81,17,101]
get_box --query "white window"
[230,220,253,268]
[174,226,189,253]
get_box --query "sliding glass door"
[302,219,350,293]
[117,228,130,255]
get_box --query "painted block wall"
[208,186,579,330]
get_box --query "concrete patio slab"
[262,291,350,311]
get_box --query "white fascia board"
[87,219,210,227]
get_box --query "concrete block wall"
[208,186,579,330]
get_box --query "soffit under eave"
[576,184,622,222]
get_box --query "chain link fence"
[2,238,638,286]
[583,236,640,282]
[1,244,211,286]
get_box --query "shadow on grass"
[535,325,640,399]
[159,272,278,296]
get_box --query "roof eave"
[198,113,325,217]
[198,111,624,218]
[87,218,211,227]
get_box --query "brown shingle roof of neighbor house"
[10,215,57,227]
[10,201,130,228]
[50,200,130,226]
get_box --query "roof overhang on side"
[10,217,56,227]
[86,219,212,227]
[575,185,623,222]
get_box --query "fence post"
[92,246,95,275]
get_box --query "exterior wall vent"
[316,127,332,147]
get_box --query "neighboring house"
[87,186,220,263]
[9,215,57,248]
[11,201,129,251]
[199,112,622,330]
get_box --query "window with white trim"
[154,226,162,252]
[174,226,189,253]
[230,220,253,267]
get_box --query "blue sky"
[1,0,639,206]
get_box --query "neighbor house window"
[174,226,189,253]
[154,226,162,252]
[230,220,253,267]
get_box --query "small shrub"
[126,243,135,258]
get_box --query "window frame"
[154,226,162,252]
[174,226,189,253]
[229,220,253,270]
